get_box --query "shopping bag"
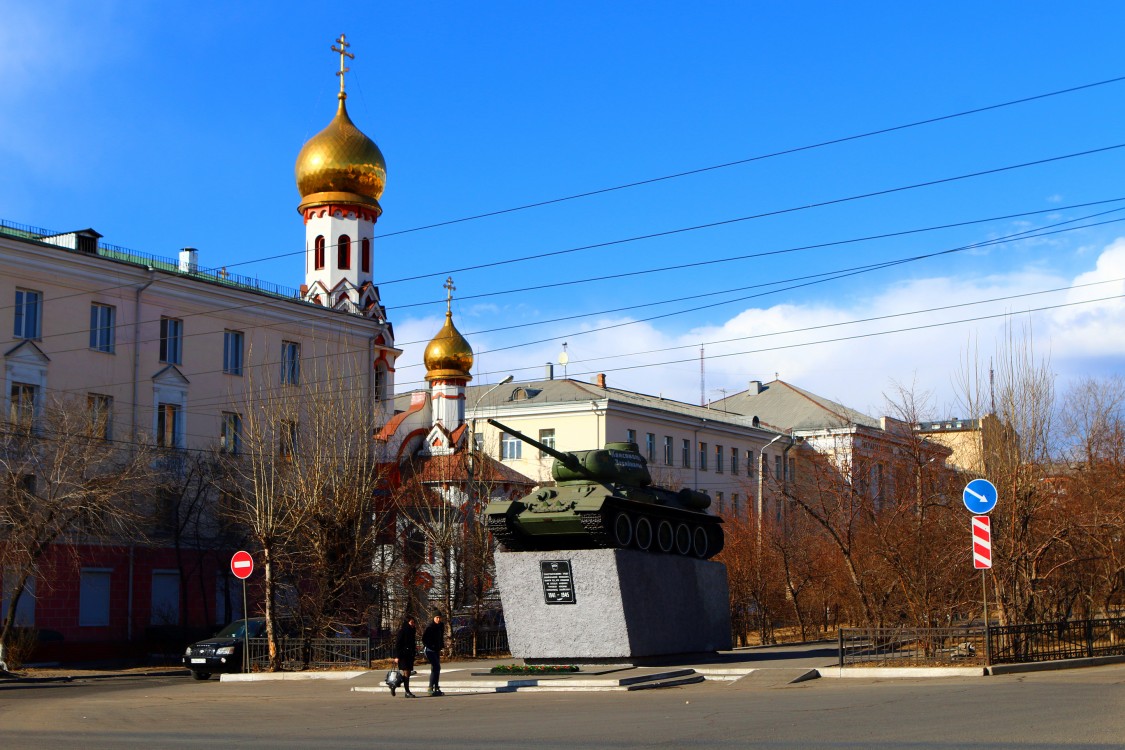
[385,669,403,688]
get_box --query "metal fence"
[247,638,370,670]
[838,627,987,667]
[245,631,510,670]
[839,617,1125,667]
[989,618,1125,664]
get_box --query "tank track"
[486,514,526,552]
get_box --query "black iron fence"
[840,617,1125,668]
[247,638,370,670]
[838,627,987,667]
[989,617,1125,664]
[245,630,510,670]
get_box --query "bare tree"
[0,394,156,669]
[215,344,388,668]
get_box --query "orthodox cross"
[443,276,456,314]
[332,34,354,97]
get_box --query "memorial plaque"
[540,560,576,605]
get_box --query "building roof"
[709,379,880,432]
[408,452,536,488]
[454,376,782,433]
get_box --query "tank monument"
[484,420,732,662]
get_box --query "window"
[159,317,183,365]
[663,436,673,465]
[473,432,485,452]
[731,447,739,475]
[156,402,183,448]
[775,455,783,482]
[281,341,300,385]
[789,458,797,484]
[89,303,115,352]
[501,432,522,460]
[361,237,371,273]
[681,439,691,468]
[626,429,637,444]
[2,570,35,627]
[338,234,351,269]
[280,419,298,459]
[221,412,242,455]
[646,433,655,462]
[747,450,755,477]
[13,289,42,339]
[150,571,180,626]
[374,367,388,401]
[223,330,244,375]
[716,491,724,513]
[732,493,740,516]
[79,569,111,627]
[699,442,708,471]
[9,383,36,429]
[87,394,112,441]
[314,235,326,270]
[715,444,724,473]
[538,429,555,457]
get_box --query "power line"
[373,141,1125,286]
[24,205,1114,403]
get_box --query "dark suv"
[183,618,267,680]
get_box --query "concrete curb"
[823,666,986,679]
[221,670,369,682]
[987,654,1125,675]
[0,669,189,685]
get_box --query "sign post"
[963,481,997,666]
[230,551,254,673]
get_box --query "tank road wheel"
[656,519,675,553]
[691,525,710,558]
[612,512,633,548]
[634,516,654,551]
[674,522,693,556]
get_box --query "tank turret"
[483,419,723,559]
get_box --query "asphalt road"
[2,666,1124,749]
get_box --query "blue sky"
[4,1,1125,417]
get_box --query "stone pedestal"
[494,548,731,661]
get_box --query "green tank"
[483,419,724,559]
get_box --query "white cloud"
[394,238,1125,421]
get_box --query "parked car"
[183,617,268,680]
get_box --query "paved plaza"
[2,646,1124,749]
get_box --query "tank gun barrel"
[486,418,597,480]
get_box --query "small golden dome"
[424,311,474,382]
[295,96,386,214]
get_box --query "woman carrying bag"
[389,616,418,698]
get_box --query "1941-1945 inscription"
[540,560,576,605]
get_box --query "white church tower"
[294,34,387,320]
[293,35,398,419]
[422,277,474,455]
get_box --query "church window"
[314,235,326,270]
[361,237,371,273]
[338,235,351,270]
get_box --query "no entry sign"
[972,516,992,569]
[231,550,254,580]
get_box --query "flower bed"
[489,664,579,675]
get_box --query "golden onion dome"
[424,311,474,382]
[295,96,386,214]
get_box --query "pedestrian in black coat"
[422,614,445,696]
[392,616,417,697]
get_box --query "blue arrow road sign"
[963,479,998,514]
